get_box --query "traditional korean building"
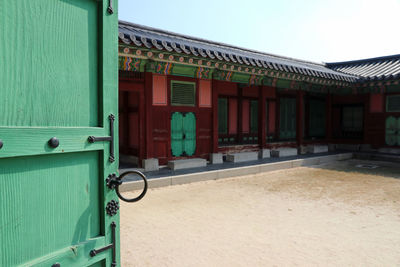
[118,20,400,167]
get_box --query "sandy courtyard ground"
[120,159,400,266]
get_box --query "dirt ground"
[120,159,400,267]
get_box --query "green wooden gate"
[385,116,400,146]
[171,112,196,157]
[0,1,121,266]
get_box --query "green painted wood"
[218,98,228,134]
[0,0,99,127]
[279,98,296,140]
[171,81,196,106]
[309,99,326,137]
[183,112,196,156]
[385,116,398,146]
[0,127,105,159]
[171,112,184,157]
[276,79,292,89]
[21,237,106,267]
[397,118,400,146]
[0,0,119,266]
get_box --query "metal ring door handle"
[107,171,148,203]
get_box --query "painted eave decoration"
[118,20,400,94]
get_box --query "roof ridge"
[327,54,400,66]
[119,20,327,68]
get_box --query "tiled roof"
[118,21,357,82]
[327,54,400,82]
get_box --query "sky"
[118,0,400,63]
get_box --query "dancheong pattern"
[249,75,262,85]
[196,67,210,79]
[119,56,140,71]
[155,62,173,75]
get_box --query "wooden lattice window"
[218,97,238,144]
[342,106,363,134]
[250,100,258,133]
[386,95,400,112]
[171,81,196,106]
[218,98,228,135]
[308,99,326,137]
[279,97,296,140]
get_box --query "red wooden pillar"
[296,90,304,146]
[212,79,219,153]
[259,86,266,148]
[122,91,129,154]
[144,72,154,159]
[237,85,243,143]
[326,93,332,142]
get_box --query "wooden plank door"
[171,112,184,157]
[183,112,196,156]
[0,1,119,266]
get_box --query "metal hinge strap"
[88,114,115,162]
[90,222,117,266]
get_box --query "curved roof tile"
[119,21,400,83]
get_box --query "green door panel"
[398,118,400,146]
[0,0,100,127]
[183,112,196,156]
[170,112,197,157]
[171,112,184,157]
[385,116,397,146]
[0,152,101,266]
[309,99,326,137]
[279,98,296,140]
[218,98,228,134]
[0,0,119,266]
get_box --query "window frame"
[339,104,364,139]
[386,94,400,113]
[170,80,196,107]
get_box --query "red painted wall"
[119,79,145,158]
[119,70,395,166]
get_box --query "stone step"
[210,153,223,164]
[271,147,298,157]
[259,149,271,158]
[307,145,328,154]
[142,158,159,172]
[226,152,258,163]
[167,158,207,170]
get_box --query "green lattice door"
[0,1,119,266]
[385,116,400,146]
[171,112,196,157]
[279,98,296,140]
[309,99,326,137]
